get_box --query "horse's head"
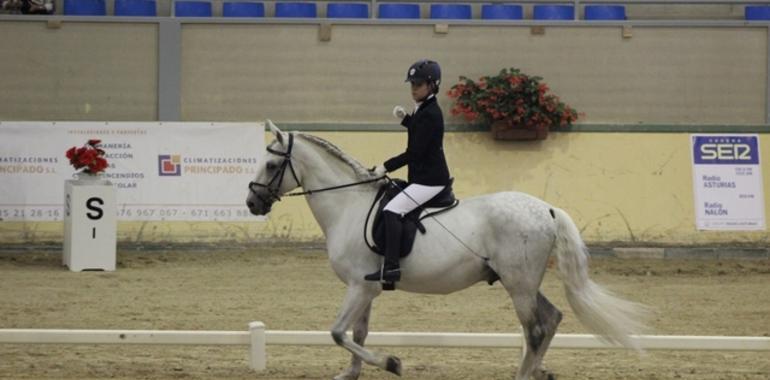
[246,120,303,216]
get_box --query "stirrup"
[364,267,399,291]
[364,268,401,283]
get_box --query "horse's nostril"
[247,201,255,208]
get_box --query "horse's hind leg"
[334,301,372,380]
[491,227,561,379]
[509,290,563,380]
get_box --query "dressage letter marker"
[63,178,116,271]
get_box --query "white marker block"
[63,178,117,271]
[249,321,266,371]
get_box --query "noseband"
[248,133,301,205]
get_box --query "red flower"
[90,157,108,173]
[65,139,108,175]
[65,147,76,160]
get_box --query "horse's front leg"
[334,301,371,380]
[331,285,402,377]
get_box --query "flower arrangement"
[65,139,108,175]
[447,68,580,139]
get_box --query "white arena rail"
[1,322,769,371]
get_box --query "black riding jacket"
[383,96,451,186]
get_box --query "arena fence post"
[248,321,266,371]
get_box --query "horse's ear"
[266,119,286,145]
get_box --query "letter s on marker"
[86,197,104,220]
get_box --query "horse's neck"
[305,189,372,237]
[296,146,376,236]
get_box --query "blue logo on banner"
[692,135,759,165]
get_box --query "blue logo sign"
[692,135,759,165]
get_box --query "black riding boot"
[364,211,403,282]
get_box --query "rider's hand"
[371,165,387,177]
[393,106,407,120]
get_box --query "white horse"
[246,121,648,380]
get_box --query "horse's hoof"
[333,373,359,380]
[333,367,360,380]
[385,356,402,376]
[533,369,556,380]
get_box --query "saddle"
[366,178,459,257]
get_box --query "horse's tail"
[550,207,649,351]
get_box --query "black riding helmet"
[405,59,441,94]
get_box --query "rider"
[365,59,452,283]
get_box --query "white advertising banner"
[0,122,265,222]
[691,134,765,231]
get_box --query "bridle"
[248,133,302,205]
[248,133,384,205]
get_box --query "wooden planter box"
[490,120,548,141]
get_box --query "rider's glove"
[371,165,387,178]
[393,106,407,120]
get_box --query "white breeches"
[383,183,445,216]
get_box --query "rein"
[283,176,384,197]
[248,133,385,202]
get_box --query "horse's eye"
[266,162,277,171]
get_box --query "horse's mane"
[295,133,381,184]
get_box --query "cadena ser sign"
[691,134,765,231]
